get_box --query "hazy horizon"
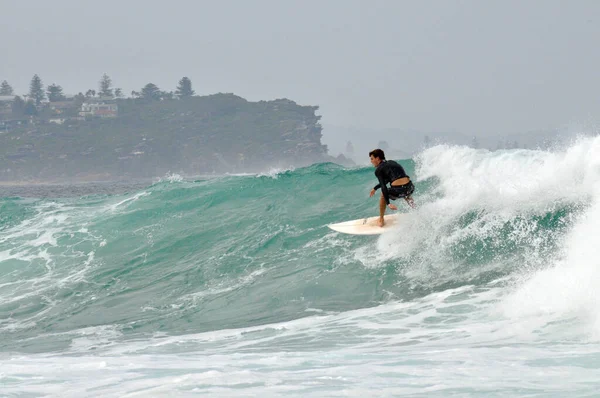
[3,0,600,137]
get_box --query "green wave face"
[0,146,593,353]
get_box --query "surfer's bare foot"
[378,217,384,227]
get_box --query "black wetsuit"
[373,160,415,204]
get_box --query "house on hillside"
[49,100,77,115]
[0,96,16,118]
[79,98,118,118]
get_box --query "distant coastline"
[0,74,354,182]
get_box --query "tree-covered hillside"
[0,93,350,182]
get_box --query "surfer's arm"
[370,182,381,197]
[375,170,390,205]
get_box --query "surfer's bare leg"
[405,195,416,209]
[378,194,386,227]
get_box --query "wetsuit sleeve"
[373,169,381,190]
[375,169,390,205]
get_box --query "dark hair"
[369,148,385,160]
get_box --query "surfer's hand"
[370,189,375,197]
[388,204,398,210]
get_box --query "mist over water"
[2,137,600,396]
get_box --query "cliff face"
[0,94,350,182]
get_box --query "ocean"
[1,137,600,397]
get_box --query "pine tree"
[29,74,45,105]
[24,100,37,115]
[47,84,66,102]
[175,77,195,99]
[99,73,113,97]
[0,80,14,95]
[114,88,123,98]
[73,93,86,108]
[141,83,161,100]
[11,96,25,116]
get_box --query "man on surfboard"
[369,149,415,227]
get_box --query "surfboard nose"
[327,213,403,235]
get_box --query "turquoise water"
[2,139,600,396]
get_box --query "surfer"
[369,149,415,227]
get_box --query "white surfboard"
[327,213,405,235]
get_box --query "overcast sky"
[2,0,600,135]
